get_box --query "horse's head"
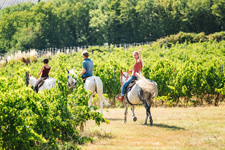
[25,71,29,86]
[25,72,36,87]
[66,69,77,88]
[120,70,130,86]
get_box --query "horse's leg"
[88,96,93,108]
[141,100,149,125]
[138,87,149,125]
[148,105,153,126]
[123,101,128,124]
[131,105,137,122]
[143,106,149,125]
[100,100,103,114]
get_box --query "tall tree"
[118,0,139,43]
[211,0,225,30]
[181,0,219,34]
[136,0,164,41]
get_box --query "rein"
[120,70,129,87]
[126,70,129,81]
[120,70,123,87]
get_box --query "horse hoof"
[133,117,137,122]
[142,122,147,125]
[150,121,153,126]
[122,121,127,124]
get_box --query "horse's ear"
[30,74,31,77]
[120,70,123,75]
[66,69,69,74]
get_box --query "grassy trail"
[83,106,225,150]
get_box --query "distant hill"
[0,0,39,9]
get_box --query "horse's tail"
[94,76,110,107]
[136,73,158,100]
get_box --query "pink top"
[132,61,142,76]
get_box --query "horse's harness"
[120,71,129,87]
[82,76,91,83]
[121,72,138,105]
[67,75,77,88]
[83,76,97,95]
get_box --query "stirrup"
[116,94,124,102]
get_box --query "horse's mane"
[30,76,36,81]
[68,69,78,78]
[136,73,158,97]
[28,76,37,86]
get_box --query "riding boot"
[116,95,124,102]
[34,85,39,93]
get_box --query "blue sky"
[0,0,47,9]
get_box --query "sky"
[0,0,44,9]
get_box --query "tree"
[211,0,225,30]
[136,0,164,41]
[181,0,219,34]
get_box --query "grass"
[83,106,225,150]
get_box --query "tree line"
[0,0,224,53]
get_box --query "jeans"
[121,76,137,96]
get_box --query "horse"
[25,71,56,92]
[66,69,110,114]
[120,70,158,126]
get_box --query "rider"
[80,50,93,83]
[117,47,143,102]
[35,58,51,93]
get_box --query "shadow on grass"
[105,118,123,121]
[152,123,185,130]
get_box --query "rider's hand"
[139,47,143,52]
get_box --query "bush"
[154,31,225,47]
[0,54,108,149]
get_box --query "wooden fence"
[0,42,152,63]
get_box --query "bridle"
[120,70,129,87]
[67,75,77,87]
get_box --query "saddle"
[124,78,138,105]
[125,78,137,94]
[82,76,91,83]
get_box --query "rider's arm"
[36,66,44,79]
[80,67,86,76]
[137,47,143,63]
[80,61,87,76]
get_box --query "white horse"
[25,72,56,92]
[120,70,158,126]
[67,69,110,114]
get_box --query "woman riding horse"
[117,47,143,102]
[35,58,51,93]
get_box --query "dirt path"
[83,106,225,150]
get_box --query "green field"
[0,41,225,149]
[83,106,225,150]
